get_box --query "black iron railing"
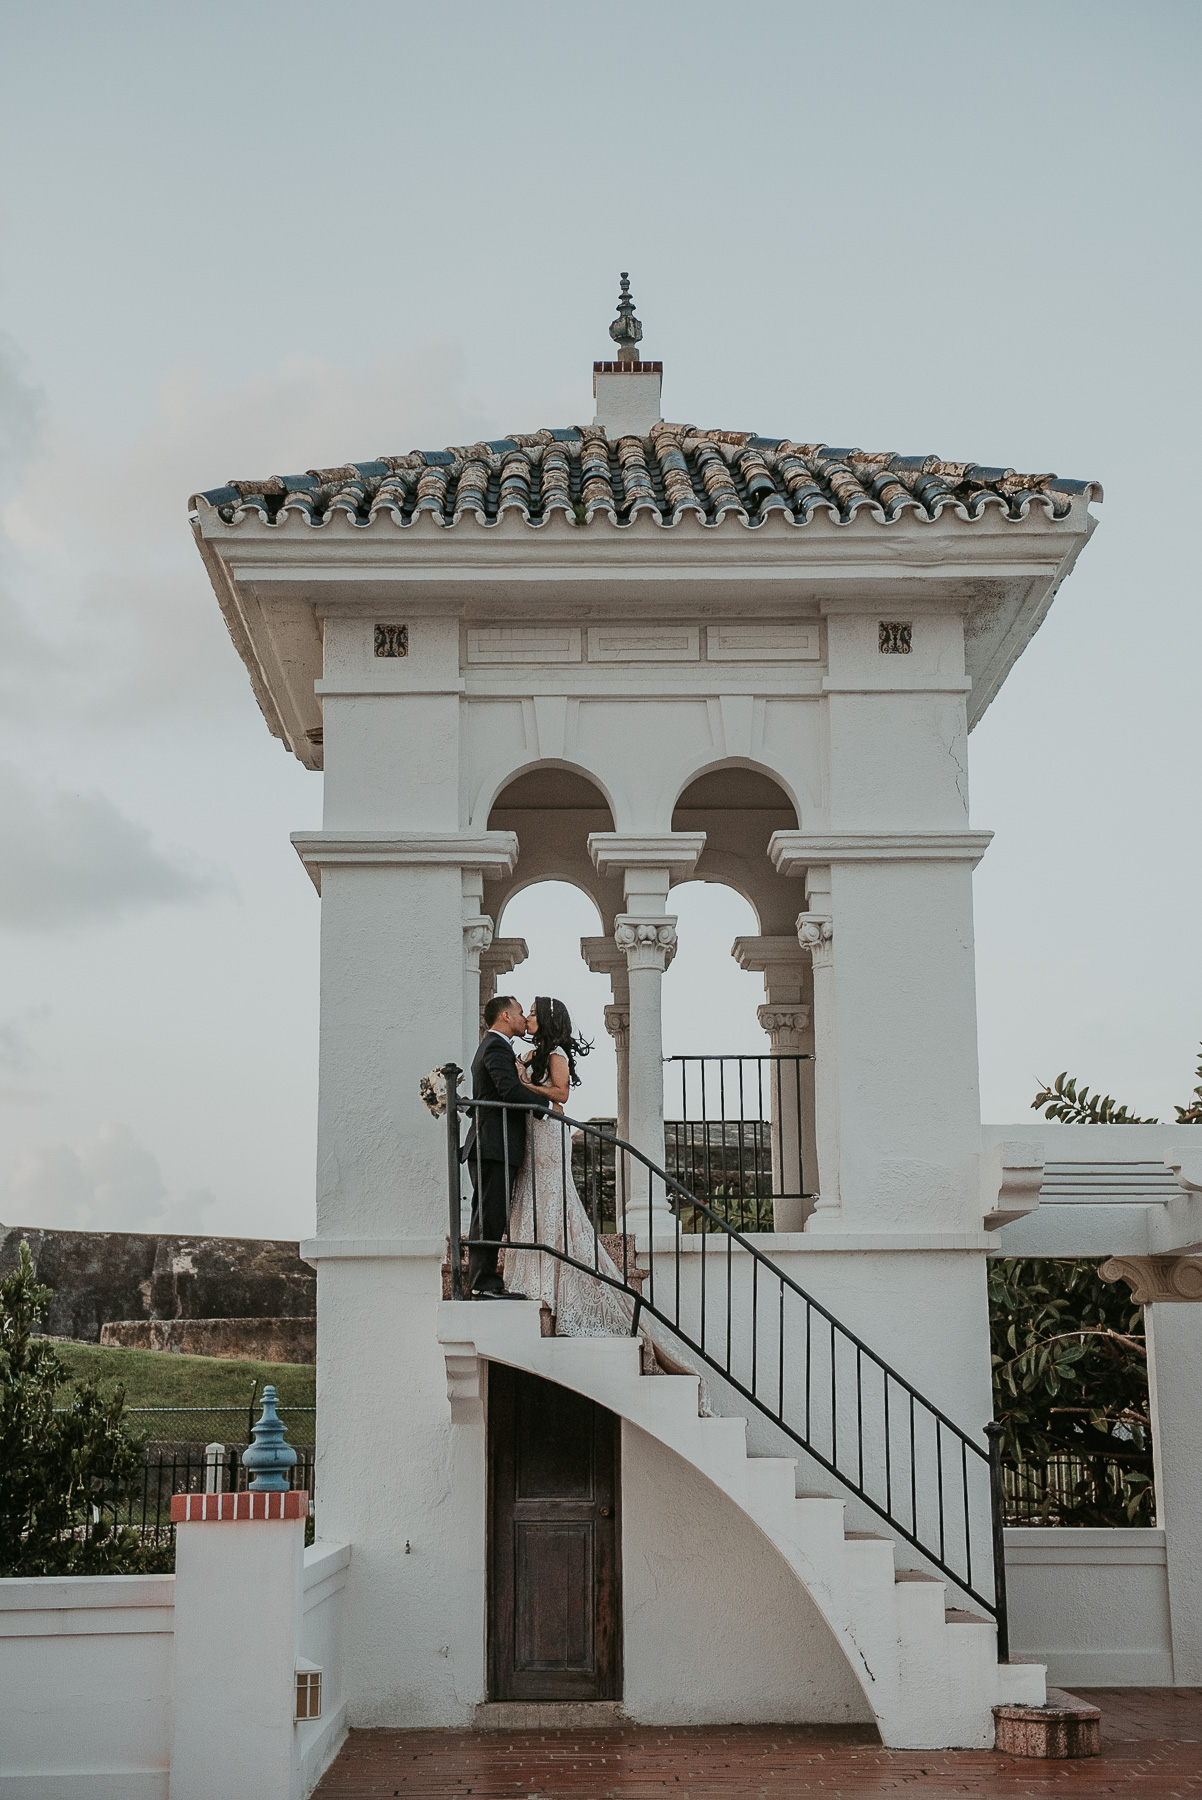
[665,1054,813,1230]
[444,1069,1010,1656]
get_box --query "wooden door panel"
[515,1522,594,1669]
[488,1363,621,1701]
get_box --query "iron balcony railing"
[665,1053,813,1230]
[443,1068,1011,1658]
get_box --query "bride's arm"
[518,1050,571,1106]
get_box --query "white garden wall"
[1005,1529,1172,1686]
[0,1542,348,1800]
[0,1574,174,1800]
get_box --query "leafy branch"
[1031,1072,1157,1124]
[1031,1039,1202,1125]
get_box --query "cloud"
[1,342,503,725]
[4,1121,215,1233]
[0,763,219,930]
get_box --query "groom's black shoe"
[472,1283,527,1300]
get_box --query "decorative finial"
[608,272,643,364]
[241,1385,298,1493]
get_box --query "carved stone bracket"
[1099,1254,1202,1304]
[442,1342,484,1422]
[796,913,834,969]
[462,915,495,971]
[604,1005,630,1048]
[615,915,678,972]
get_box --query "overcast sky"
[1,1,1198,1242]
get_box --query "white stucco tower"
[191,280,1100,1746]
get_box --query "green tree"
[989,1257,1153,1524]
[0,1242,148,1575]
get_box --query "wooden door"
[487,1362,621,1701]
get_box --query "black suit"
[462,1031,544,1293]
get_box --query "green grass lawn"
[53,1340,316,1411]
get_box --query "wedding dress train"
[504,1112,710,1407]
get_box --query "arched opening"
[671,767,798,936]
[486,766,618,929]
[493,879,617,1123]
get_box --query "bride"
[504,996,637,1336]
[504,998,709,1409]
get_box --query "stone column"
[478,936,529,1037]
[588,834,705,1233]
[604,1005,631,1142]
[581,936,630,1141]
[461,872,494,1071]
[733,935,815,1230]
[796,865,839,1220]
[614,915,677,1225]
[1100,1252,1202,1683]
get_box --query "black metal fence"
[125,1404,316,1449]
[1002,1454,1155,1528]
[446,1076,1012,1656]
[103,1445,318,1548]
[665,1055,812,1229]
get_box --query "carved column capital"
[604,1004,630,1049]
[615,914,678,972]
[757,1004,811,1048]
[1099,1254,1202,1304]
[462,914,494,970]
[796,912,833,968]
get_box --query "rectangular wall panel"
[467,626,581,664]
[586,626,700,662]
[707,623,822,661]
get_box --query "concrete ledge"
[474,1701,628,1730]
[993,1688,1101,1758]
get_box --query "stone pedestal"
[169,1490,310,1800]
[993,1689,1101,1758]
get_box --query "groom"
[462,994,543,1298]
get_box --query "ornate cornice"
[796,913,834,969]
[290,830,518,894]
[1099,1254,1202,1304]
[604,1005,630,1047]
[758,1004,811,1044]
[589,833,706,882]
[615,915,678,972]
[770,831,994,875]
[462,915,494,968]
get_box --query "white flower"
[420,1067,455,1118]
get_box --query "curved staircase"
[437,1297,1044,1748]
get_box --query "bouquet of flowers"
[419,1066,457,1118]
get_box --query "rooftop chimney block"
[593,272,663,440]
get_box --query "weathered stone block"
[993,1688,1102,1757]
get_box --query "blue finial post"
[241,1385,298,1492]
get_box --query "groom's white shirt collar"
[486,1028,517,1053]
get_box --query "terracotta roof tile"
[199,426,1100,530]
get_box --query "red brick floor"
[314,1689,1202,1799]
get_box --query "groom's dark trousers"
[461,1031,544,1295]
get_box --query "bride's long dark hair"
[528,996,592,1088]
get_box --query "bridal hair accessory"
[420,1066,459,1119]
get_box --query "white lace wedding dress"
[504,1109,638,1338]
[504,1071,710,1407]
